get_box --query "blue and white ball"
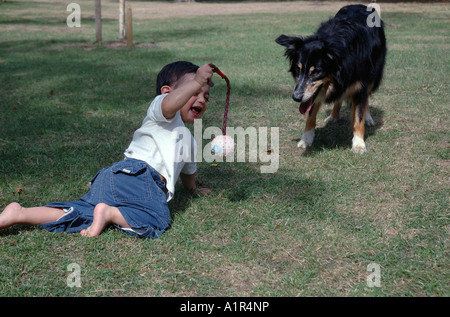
[211,135,235,156]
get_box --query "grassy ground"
[0,1,448,297]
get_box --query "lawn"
[0,0,448,297]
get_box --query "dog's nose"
[292,81,305,102]
[292,91,303,102]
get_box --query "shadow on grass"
[293,105,385,155]
[0,224,34,237]
[169,161,329,222]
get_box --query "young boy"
[0,61,214,238]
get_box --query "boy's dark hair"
[156,61,199,95]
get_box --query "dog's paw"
[297,130,314,149]
[351,135,367,154]
[365,111,375,127]
[352,144,367,154]
[324,115,338,124]
[297,139,308,149]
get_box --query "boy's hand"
[161,63,213,120]
[181,173,211,197]
[194,64,214,87]
[189,186,212,197]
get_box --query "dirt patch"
[11,0,449,22]
[122,1,346,20]
[103,1,450,20]
[4,1,449,35]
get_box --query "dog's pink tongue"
[299,99,313,115]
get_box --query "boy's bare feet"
[0,203,65,229]
[80,203,131,237]
[1,202,130,236]
[0,202,23,229]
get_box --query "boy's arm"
[161,63,213,119]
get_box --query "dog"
[276,4,386,153]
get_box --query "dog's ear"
[324,52,335,66]
[275,35,303,50]
[323,48,343,73]
[322,38,343,69]
[323,50,344,88]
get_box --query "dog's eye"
[310,67,322,77]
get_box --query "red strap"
[209,64,231,135]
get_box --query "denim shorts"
[40,158,170,238]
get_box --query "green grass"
[0,0,449,297]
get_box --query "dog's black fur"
[276,4,387,153]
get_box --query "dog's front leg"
[297,130,315,149]
[297,103,321,149]
[351,98,369,154]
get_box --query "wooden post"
[95,0,102,43]
[126,4,133,47]
[119,0,125,41]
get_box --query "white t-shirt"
[124,94,196,201]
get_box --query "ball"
[211,135,235,156]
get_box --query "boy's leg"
[0,202,66,229]
[80,203,131,237]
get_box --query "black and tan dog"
[276,4,387,153]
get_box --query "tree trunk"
[126,4,133,47]
[119,0,125,40]
[95,0,102,43]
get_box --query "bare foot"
[80,203,130,237]
[80,203,110,237]
[0,202,23,229]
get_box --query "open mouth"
[298,89,320,115]
[190,106,202,117]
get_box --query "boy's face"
[179,74,210,124]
